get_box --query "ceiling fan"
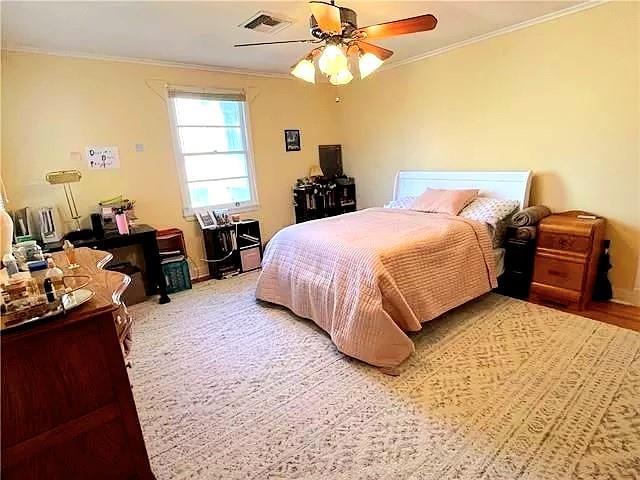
[234,1,437,85]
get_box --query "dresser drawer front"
[538,233,591,253]
[533,256,585,291]
[530,283,581,309]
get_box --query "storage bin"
[162,259,192,293]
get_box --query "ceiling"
[2,1,587,75]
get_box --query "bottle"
[2,253,19,276]
[45,257,65,293]
[28,260,49,286]
[115,208,130,235]
[0,184,13,260]
[63,240,78,268]
[43,278,56,303]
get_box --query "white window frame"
[167,86,260,217]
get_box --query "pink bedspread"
[255,208,497,367]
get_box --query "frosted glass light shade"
[318,45,348,76]
[359,52,384,79]
[329,68,354,85]
[291,59,316,83]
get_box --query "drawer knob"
[548,269,568,278]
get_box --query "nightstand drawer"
[530,283,582,309]
[537,233,591,254]
[533,256,584,291]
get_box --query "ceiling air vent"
[241,11,293,35]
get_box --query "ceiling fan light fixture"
[291,58,316,83]
[236,2,437,86]
[318,44,348,76]
[359,52,384,79]
[329,67,354,86]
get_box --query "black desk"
[46,224,170,304]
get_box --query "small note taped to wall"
[86,146,120,169]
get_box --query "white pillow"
[384,196,417,209]
[459,197,520,247]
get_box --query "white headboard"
[393,170,533,208]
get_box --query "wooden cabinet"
[530,211,606,310]
[1,248,153,479]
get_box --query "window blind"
[167,88,246,102]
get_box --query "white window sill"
[182,203,260,222]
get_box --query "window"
[168,88,258,215]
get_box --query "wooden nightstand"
[530,211,606,310]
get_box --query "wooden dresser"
[1,248,153,479]
[530,211,606,310]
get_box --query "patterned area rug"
[129,272,640,479]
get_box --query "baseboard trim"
[612,287,640,306]
[192,274,211,284]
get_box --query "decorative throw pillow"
[384,196,417,209]
[410,188,479,215]
[459,197,521,247]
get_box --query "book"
[240,234,259,243]
[159,250,182,256]
[161,255,185,264]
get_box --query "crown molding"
[2,46,294,80]
[380,0,607,73]
[3,0,606,79]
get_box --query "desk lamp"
[45,170,84,231]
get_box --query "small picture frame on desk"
[194,209,217,229]
[284,129,301,152]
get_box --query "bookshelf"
[202,219,262,279]
[293,178,356,224]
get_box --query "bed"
[256,170,533,367]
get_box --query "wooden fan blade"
[309,1,342,33]
[355,41,394,61]
[357,14,437,40]
[234,39,317,47]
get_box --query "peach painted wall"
[1,51,339,277]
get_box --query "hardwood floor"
[530,300,640,332]
[581,301,640,332]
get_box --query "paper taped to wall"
[86,146,119,169]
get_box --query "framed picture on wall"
[284,129,301,152]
